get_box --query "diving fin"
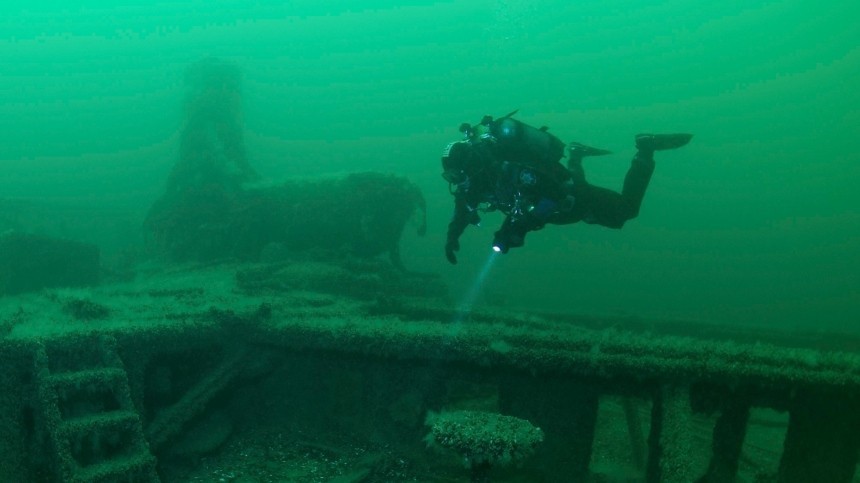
[568,142,612,158]
[635,133,693,152]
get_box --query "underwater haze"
[1,0,858,332]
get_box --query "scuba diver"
[442,111,692,264]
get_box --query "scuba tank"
[460,110,566,174]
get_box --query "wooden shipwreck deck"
[1,261,858,482]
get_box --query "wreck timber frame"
[1,271,858,482]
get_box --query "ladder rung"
[60,410,140,437]
[46,368,126,390]
[72,451,157,483]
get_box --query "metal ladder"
[34,334,159,483]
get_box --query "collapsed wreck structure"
[0,59,858,482]
[142,58,426,269]
[1,263,858,482]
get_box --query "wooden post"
[622,397,647,470]
[646,384,696,483]
[701,400,750,482]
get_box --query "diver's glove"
[492,222,526,254]
[445,239,460,265]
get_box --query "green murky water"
[1,5,858,479]
[3,1,857,330]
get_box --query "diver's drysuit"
[442,112,679,263]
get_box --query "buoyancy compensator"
[460,110,566,173]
